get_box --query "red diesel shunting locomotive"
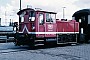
[14,8,79,47]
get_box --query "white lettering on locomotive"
[48,25,53,29]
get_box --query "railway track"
[0,49,28,54]
[0,44,31,54]
[0,42,30,54]
[0,39,15,43]
[0,47,52,54]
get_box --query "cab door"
[37,12,45,37]
[45,13,57,37]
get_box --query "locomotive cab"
[18,8,36,33]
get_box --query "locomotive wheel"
[28,36,35,49]
[28,41,35,49]
[14,33,21,46]
[14,39,20,46]
[14,39,17,46]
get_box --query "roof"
[17,8,35,15]
[72,9,90,17]
[17,8,56,15]
[35,10,56,14]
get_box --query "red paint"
[45,23,56,37]
[56,20,79,32]
[17,8,79,39]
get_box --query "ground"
[0,43,89,60]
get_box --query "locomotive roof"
[17,8,56,15]
[17,8,35,15]
[35,10,56,14]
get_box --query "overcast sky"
[0,0,90,25]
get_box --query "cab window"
[20,12,25,22]
[39,13,44,25]
[21,17,24,22]
[46,13,50,22]
[51,14,56,23]
[46,13,56,23]
[29,11,35,21]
